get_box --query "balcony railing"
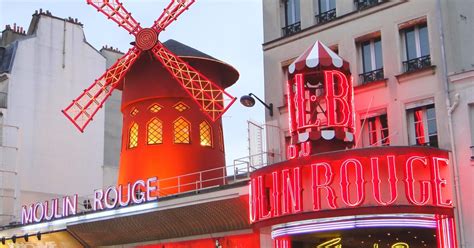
[359,68,384,85]
[355,0,380,10]
[403,55,431,73]
[315,9,336,25]
[0,92,6,108]
[282,22,301,37]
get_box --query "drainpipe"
[435,0,465,246]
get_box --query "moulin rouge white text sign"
[21,177,158,225]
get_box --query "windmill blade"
[151,43,236,121]
[87,0,142,35]
[152,0,195,33]
[62,48,141,132]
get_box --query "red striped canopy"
[288,40,350,74]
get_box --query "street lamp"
[240,93,273,116]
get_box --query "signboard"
[21,177,158,225]
[249,147,453,224]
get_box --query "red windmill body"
[62,0,238,194]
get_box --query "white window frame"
[407,104,437,147]
[361,113,390,147]
[284,0,300,26]
[360,38,382,73]
[402,24,429,60]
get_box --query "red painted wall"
[138,233,260,248]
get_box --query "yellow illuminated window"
[147,118,163,145]
[129,122,139,148]
[149,104,162,113]
[218,126,224,152]
[199,121,212,147]
[173,117,190,144]
[173,102,189,112]
[130,108,139,116]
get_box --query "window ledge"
[395,65,436,83]
[354,78,388,94]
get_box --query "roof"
[288,40,350,74]
[163,39,217,61]
[0,42,17,73]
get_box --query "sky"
[0,0,265,165]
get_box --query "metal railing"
[0,92,6,108]
[359,68,384,85]
[282,22,301,37]
[470,146,474,160]
[355,0,380,10]
[74,152,278,213]
[315,9,336,25]
[403,55,431,73]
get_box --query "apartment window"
[282,0,301,36]
[407,104,438,147]
[147,118,163,145]
[173,117,190,144]
[315,0,336,24]
[355,0,380,10]
[361,113,389,147]
[128,122,139,148]
[359,38,384,84]
[402,23,431,72]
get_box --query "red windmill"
[63,0,239,194]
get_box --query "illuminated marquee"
[21,177,158,225]
[286,70,354,158]
[249,147,453,224]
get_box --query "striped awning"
[288,40,350,74]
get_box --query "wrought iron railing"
[403,55,431,73]
[470,145,474,160]
[315,9,336,25]
[282,22,301,37]
[359,68,384,85]
[0,92,6,108]
[355,0,380,10]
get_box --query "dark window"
[315,0,336,24]
[408,104,438,147]
[282,0,301,36]
[402,24,431,72]
[363,114,389,147]
[359,38,384,84]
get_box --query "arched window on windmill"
[199,121,212,147]
[173,117,191,144]
[129,122,139,148]
[147,118,163,145]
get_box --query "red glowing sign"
[249,147,453,224]
[286,70,354,158]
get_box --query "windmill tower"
[62,0,238,194]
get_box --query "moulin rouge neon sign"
[249,147,453,224]
[287,70,354,158]
[21,177,159,225]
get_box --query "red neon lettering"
[324,70,351,127]
[300,141,311,157]
[258,175,271,220]
[287,144,297,160]
[63,195,78,217]
[272,171,281,217]
[340,159,365,207]
[311,163,337,210]
[405,156,431,205]
[294,73,306,129]
[431,157,452,207]
[287,80,296,134]
[249,179,258,223]
[371,156,398,205]
[33,202,44,223]
[281,168,303,214]
[118,183,131,207]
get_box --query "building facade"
[0,11,125,226]
[262,0,474,247]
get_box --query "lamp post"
[240,93,274,116]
